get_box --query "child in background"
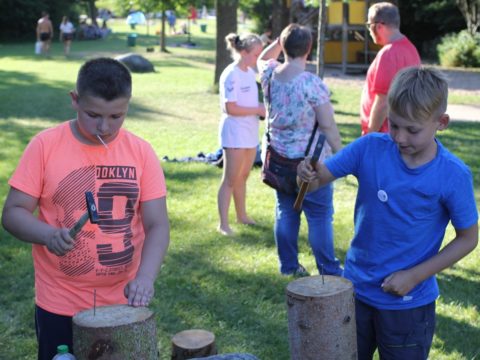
[298,66,478,359]
[217,33,266,236]
[59,16,75,56]
[2,58,170,360]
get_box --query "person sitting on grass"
[297,66,478,359]
[1,58,170,360]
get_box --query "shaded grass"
[0,19,479,360]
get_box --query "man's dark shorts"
[355,298,435,360]
[40,32,51,41]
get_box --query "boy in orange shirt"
[2,58,170,360]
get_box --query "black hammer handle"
[68,211,90,239]
[68,191,99,239]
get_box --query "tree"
[270,0,289,38]
[316,0,327,79]
[214,0,238,85]
[456,0,480,35]
[80,0,99,27]
[398,0,465,58]
[0,0,77,41]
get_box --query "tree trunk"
[73,304,158,360]
[161,9,168,52]
[316,0,327,79]
[286,275,357,360]
[214,0,238,86]
[171,329,217,359]
[456,0,480,35]
[271,0,289,38]
[86,0,98,27]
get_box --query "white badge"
[377,189,388,202]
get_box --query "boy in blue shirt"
[298,66,478,359]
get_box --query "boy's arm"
[297,158,337,192]
[382,223,478,296]
[124,197,170,307]
[1,187,74,255]
[314,102,342,153]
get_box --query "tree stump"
[286,275,357,360]
[72,304,158,360]
[171,329,217,359]
[191,354,259,360]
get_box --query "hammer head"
[85,191,99,224]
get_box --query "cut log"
[72,304,158,360]
[191,354,259,360]
[286,275,357,360]
[171,329,217,359]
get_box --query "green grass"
[0,19,479,360]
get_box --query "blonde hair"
[225,33,262,60]
[388,66,448,121]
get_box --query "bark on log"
[191,354,259,360]
[286,275,357,360]
[72,304,158,360]
[171,329,217,359]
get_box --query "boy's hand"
[381,270,417,296]
[124,274,154,307]
[297,157,317,182]
[46,228,75,256]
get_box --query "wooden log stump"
[191,354,259,360]
[171,329,217,359]
[286,275,357,360]
[73,304,158,360]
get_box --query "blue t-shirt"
[325,133,478,309]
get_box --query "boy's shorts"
[355,298,435,360]
[35,305,73,360]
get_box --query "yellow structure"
[324,0,380,69]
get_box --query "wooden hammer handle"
[69,211,89,239]
[293,181,309,211]
[293,134,326,211]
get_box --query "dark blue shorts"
[35,305,73,360]
[355,298,435,360]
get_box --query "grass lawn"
[0,18,479,359]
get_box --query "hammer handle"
[293,181,309,211]
[69,211,89,239]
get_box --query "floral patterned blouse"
[260,60,332,159]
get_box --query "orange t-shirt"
[9,121,167,316]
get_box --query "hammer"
[69,191,99,239]
[293,134,326,211]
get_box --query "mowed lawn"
[0,18,479,360]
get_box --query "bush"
[437,30,480,67]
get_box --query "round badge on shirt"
[377,189,388,202]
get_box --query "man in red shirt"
[360,2,421,135]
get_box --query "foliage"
[398,0,466,60]
[239,0,468,60]
[455,0,480,35]
[437,30,480,67]
[239,0,273,34]
[0,0,78,41]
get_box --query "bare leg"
[233,148,257,224]
[217,148,244,235]
[64,40,71,55]
[43,40,51,56]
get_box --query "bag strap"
[265,68,318,157]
